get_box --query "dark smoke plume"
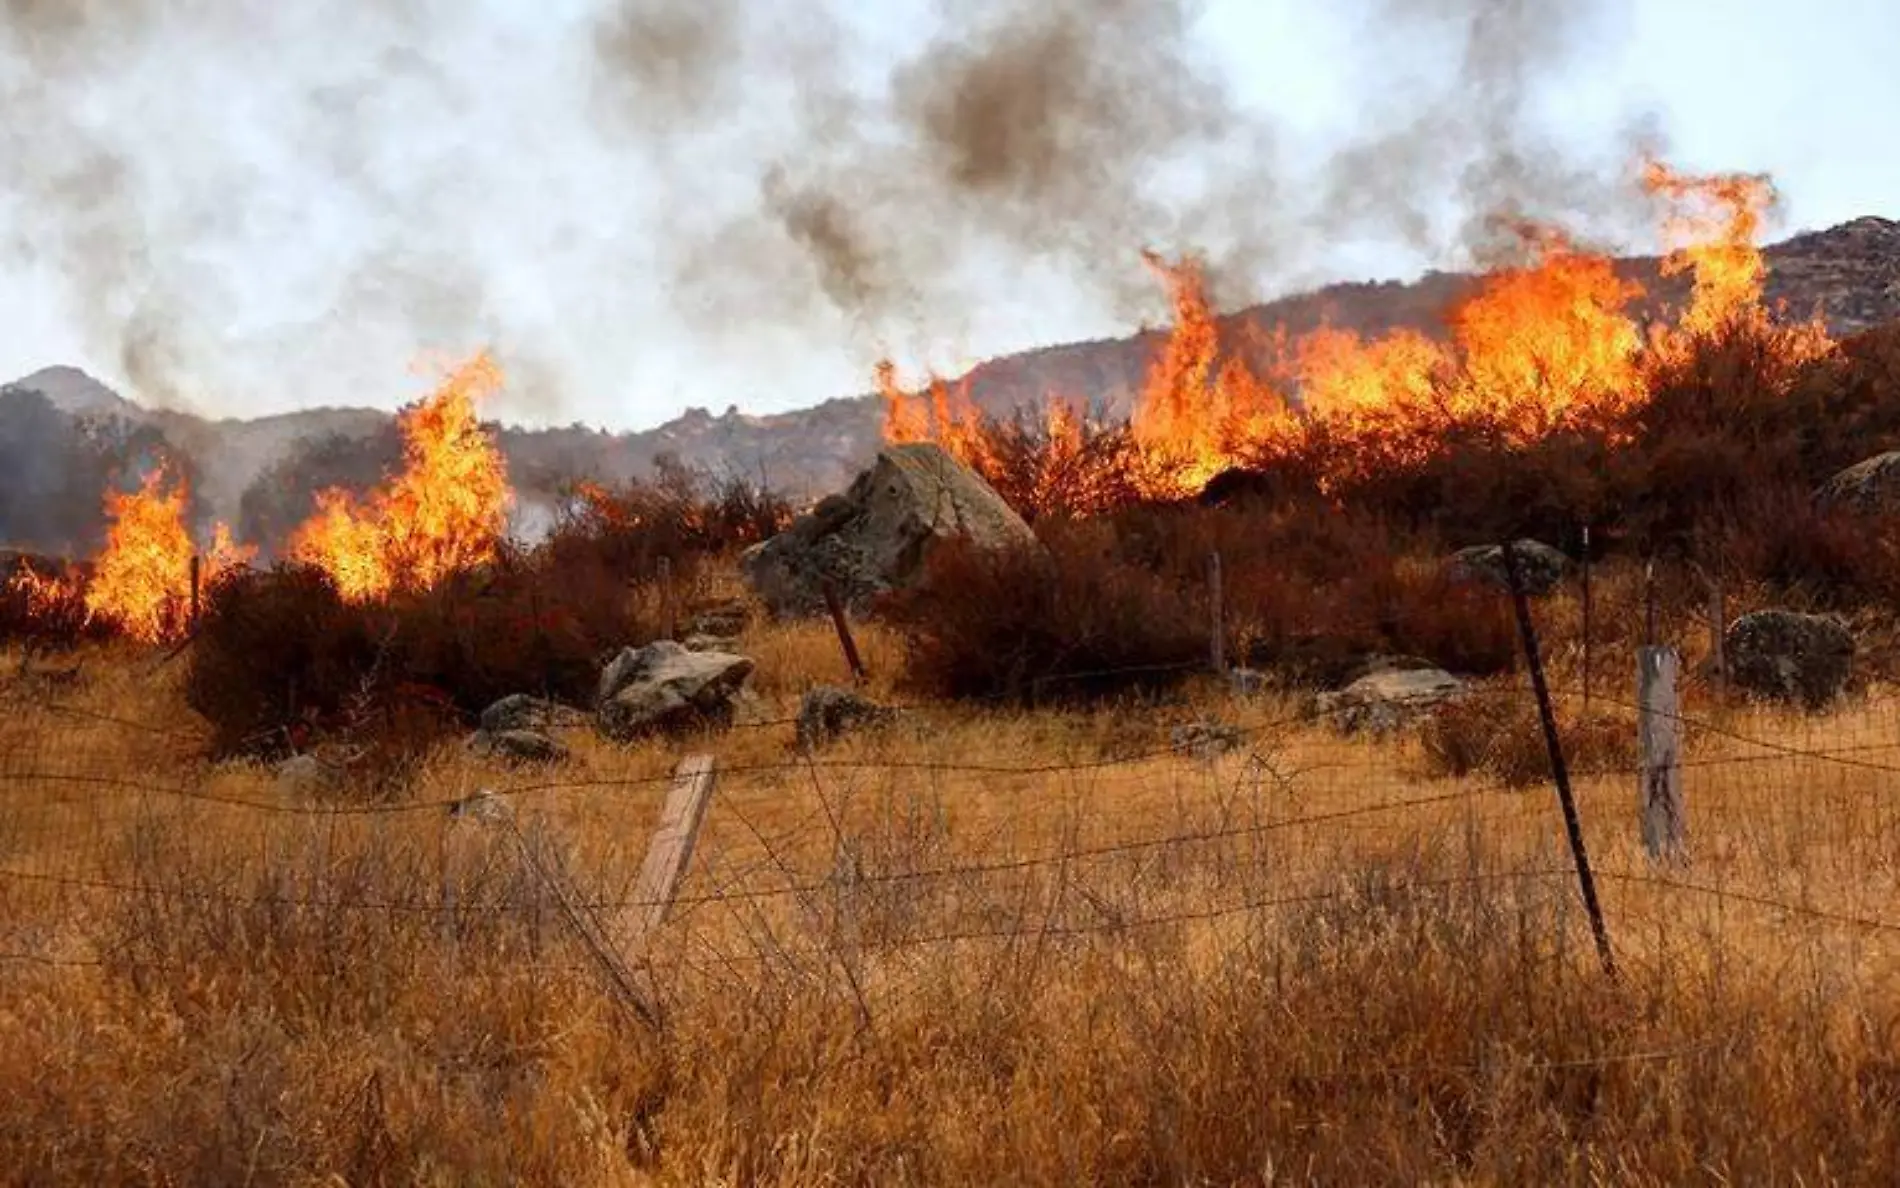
[596,0,1654,334]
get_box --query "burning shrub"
[0,553,103,649]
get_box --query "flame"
[1642,160,1775,337]
[1129,251,1290,488]
[875,359,995,472]
[1444,228,1646,439]
[6,564,86,621]
[80,467,252,643]
[875,156,1828,508]
[288,352,512,602]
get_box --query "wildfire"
[1130,251,1289,488]
[875,359,995,473]
[80,467,252,644]
[288,352,512,602]
[881,155,1829,498]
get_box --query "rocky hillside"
[6,216,1899,529]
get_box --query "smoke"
[592,0,1659,349]
[0,0,1665,431]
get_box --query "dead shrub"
[882,525,1207,703]
[1419,690,1638,787]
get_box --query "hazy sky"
[1,0,1895,431]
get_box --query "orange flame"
[875,359,994,472]
[1130,251,1290,488]
[876,156,1826,507]
[289,352,512,602]
[81,467,252,643]
[1643,160,1775,337]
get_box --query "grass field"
[3,610,1900,1185]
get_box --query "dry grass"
[3,607,1900,1185]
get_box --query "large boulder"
[1316,667,1466,736]
[1447,540,1572,597]
[742,442,1039,615]
[1815,452,1900,514]
[1725,610,1855,709]
[597,640,756,741]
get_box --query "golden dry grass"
[2,610,1900,1185]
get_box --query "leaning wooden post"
[822,581,867,684]
[1638,646,1687,863]
[1208,551,1226,676]
[188,553,202,630]
[1502,540,1617,978]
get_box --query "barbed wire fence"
[4,646,1900,1035]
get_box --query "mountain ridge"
[8,215,1900,523]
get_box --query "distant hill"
[6,215,1900,531]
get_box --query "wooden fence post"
[624,754,719,951]
[822,581,867,684]
[1638,646,1687,863]
[1502,540,1617,978]
[1208,551,1226,676]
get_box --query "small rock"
[797,686,897,750]
[1317,667,1466,736]
[1447,540,1572,597]
[469,729,570,764]
[274,753,332,794]
[686,602,751,638]
[597,640,756,741]
[1725,610,1855,709]
[1171,719,1248,761]
[447,788,513,824]
[1815,452,1900,514]
[479,694,585,735]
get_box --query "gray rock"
[742,442,1039,615]
[597,640,756,741]
[1316,667,1466,736]
[686,602,751,638]
[681,632,742,653]
[274,753,333,794]
[796,686,897,750]
[1725,610,1855,709]
[469,728,570,765]
[447,787,513,824]
[1815,452,1900,514]
[1171,719,1248,761]
[479,694,585,735]
[1447,540,1572,597]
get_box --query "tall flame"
[81,468,253,643]
[289,352,512,602]
[1130,251,1289,487]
